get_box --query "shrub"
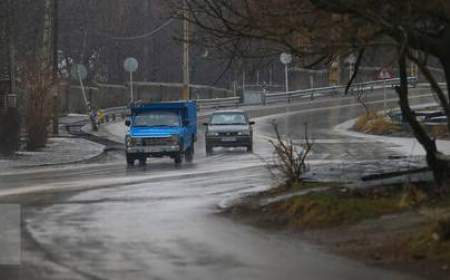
[269,122,313,185]
[23,64,54,150]
[354,112,399,135]
[430,125,449,139]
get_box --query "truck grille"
[143,137,176,146]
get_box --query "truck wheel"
[174,153,183,165]
[126,154,135,165]
[185,146,194,163]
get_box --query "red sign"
[377,67,394,80]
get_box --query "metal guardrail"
[196,97,240,109]
[264,77,417,105]
[96,97,241,124]
[95,77,419,123]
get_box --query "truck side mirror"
[249,121,255,125]
[125,120,131,127]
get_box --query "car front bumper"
[206,135,252,147]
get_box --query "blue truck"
[124,101,197,165]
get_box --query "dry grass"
[269,189,407,229]
[354,112,399,135]
[408,217,450,263]
[430,125,449,139]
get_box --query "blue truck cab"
[125,101,197,165]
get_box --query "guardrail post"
[310,90,314,101]
[262,89,267,105]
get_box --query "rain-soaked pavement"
[0,89,435,279]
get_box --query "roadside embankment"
[223,181,450,280]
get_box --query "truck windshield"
[133,111,180,127]
[210,113,247,125]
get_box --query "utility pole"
[7,0,16,103]
[242,70,246,94]
[181,0,190,100]
[51,0,59,135]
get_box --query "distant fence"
[65,82,235,113]
[0,94,17,111]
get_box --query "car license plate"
[221,137,237,142]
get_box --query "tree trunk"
[41,0,55,68]
[397,53,450,189]
[440,58,450,133]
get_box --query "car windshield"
[210,113,247,125]
[133,111,180,127]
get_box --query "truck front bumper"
[127,145,181,154]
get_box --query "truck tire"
[174,153,183,165]
[126,153,135,165]
[185,146,194,163]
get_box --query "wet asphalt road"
[0,89,435,280]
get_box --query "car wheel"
[139,157,146,165]
[185,146,194,163]
[247,144,253,153]
[206,143,213,155]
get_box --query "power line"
[95,18,175,41]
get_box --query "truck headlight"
[126,137,139,146]
[207,131,219,137]
[238,130,250,136]
[168,135,179,144]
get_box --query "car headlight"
[238,130,250,136]
[207,131,220,137]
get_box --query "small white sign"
[345,54,357,65]
[124,57,139,73]
[70,64,87,81]
[280,52,293,65]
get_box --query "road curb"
[11,138,107,169]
